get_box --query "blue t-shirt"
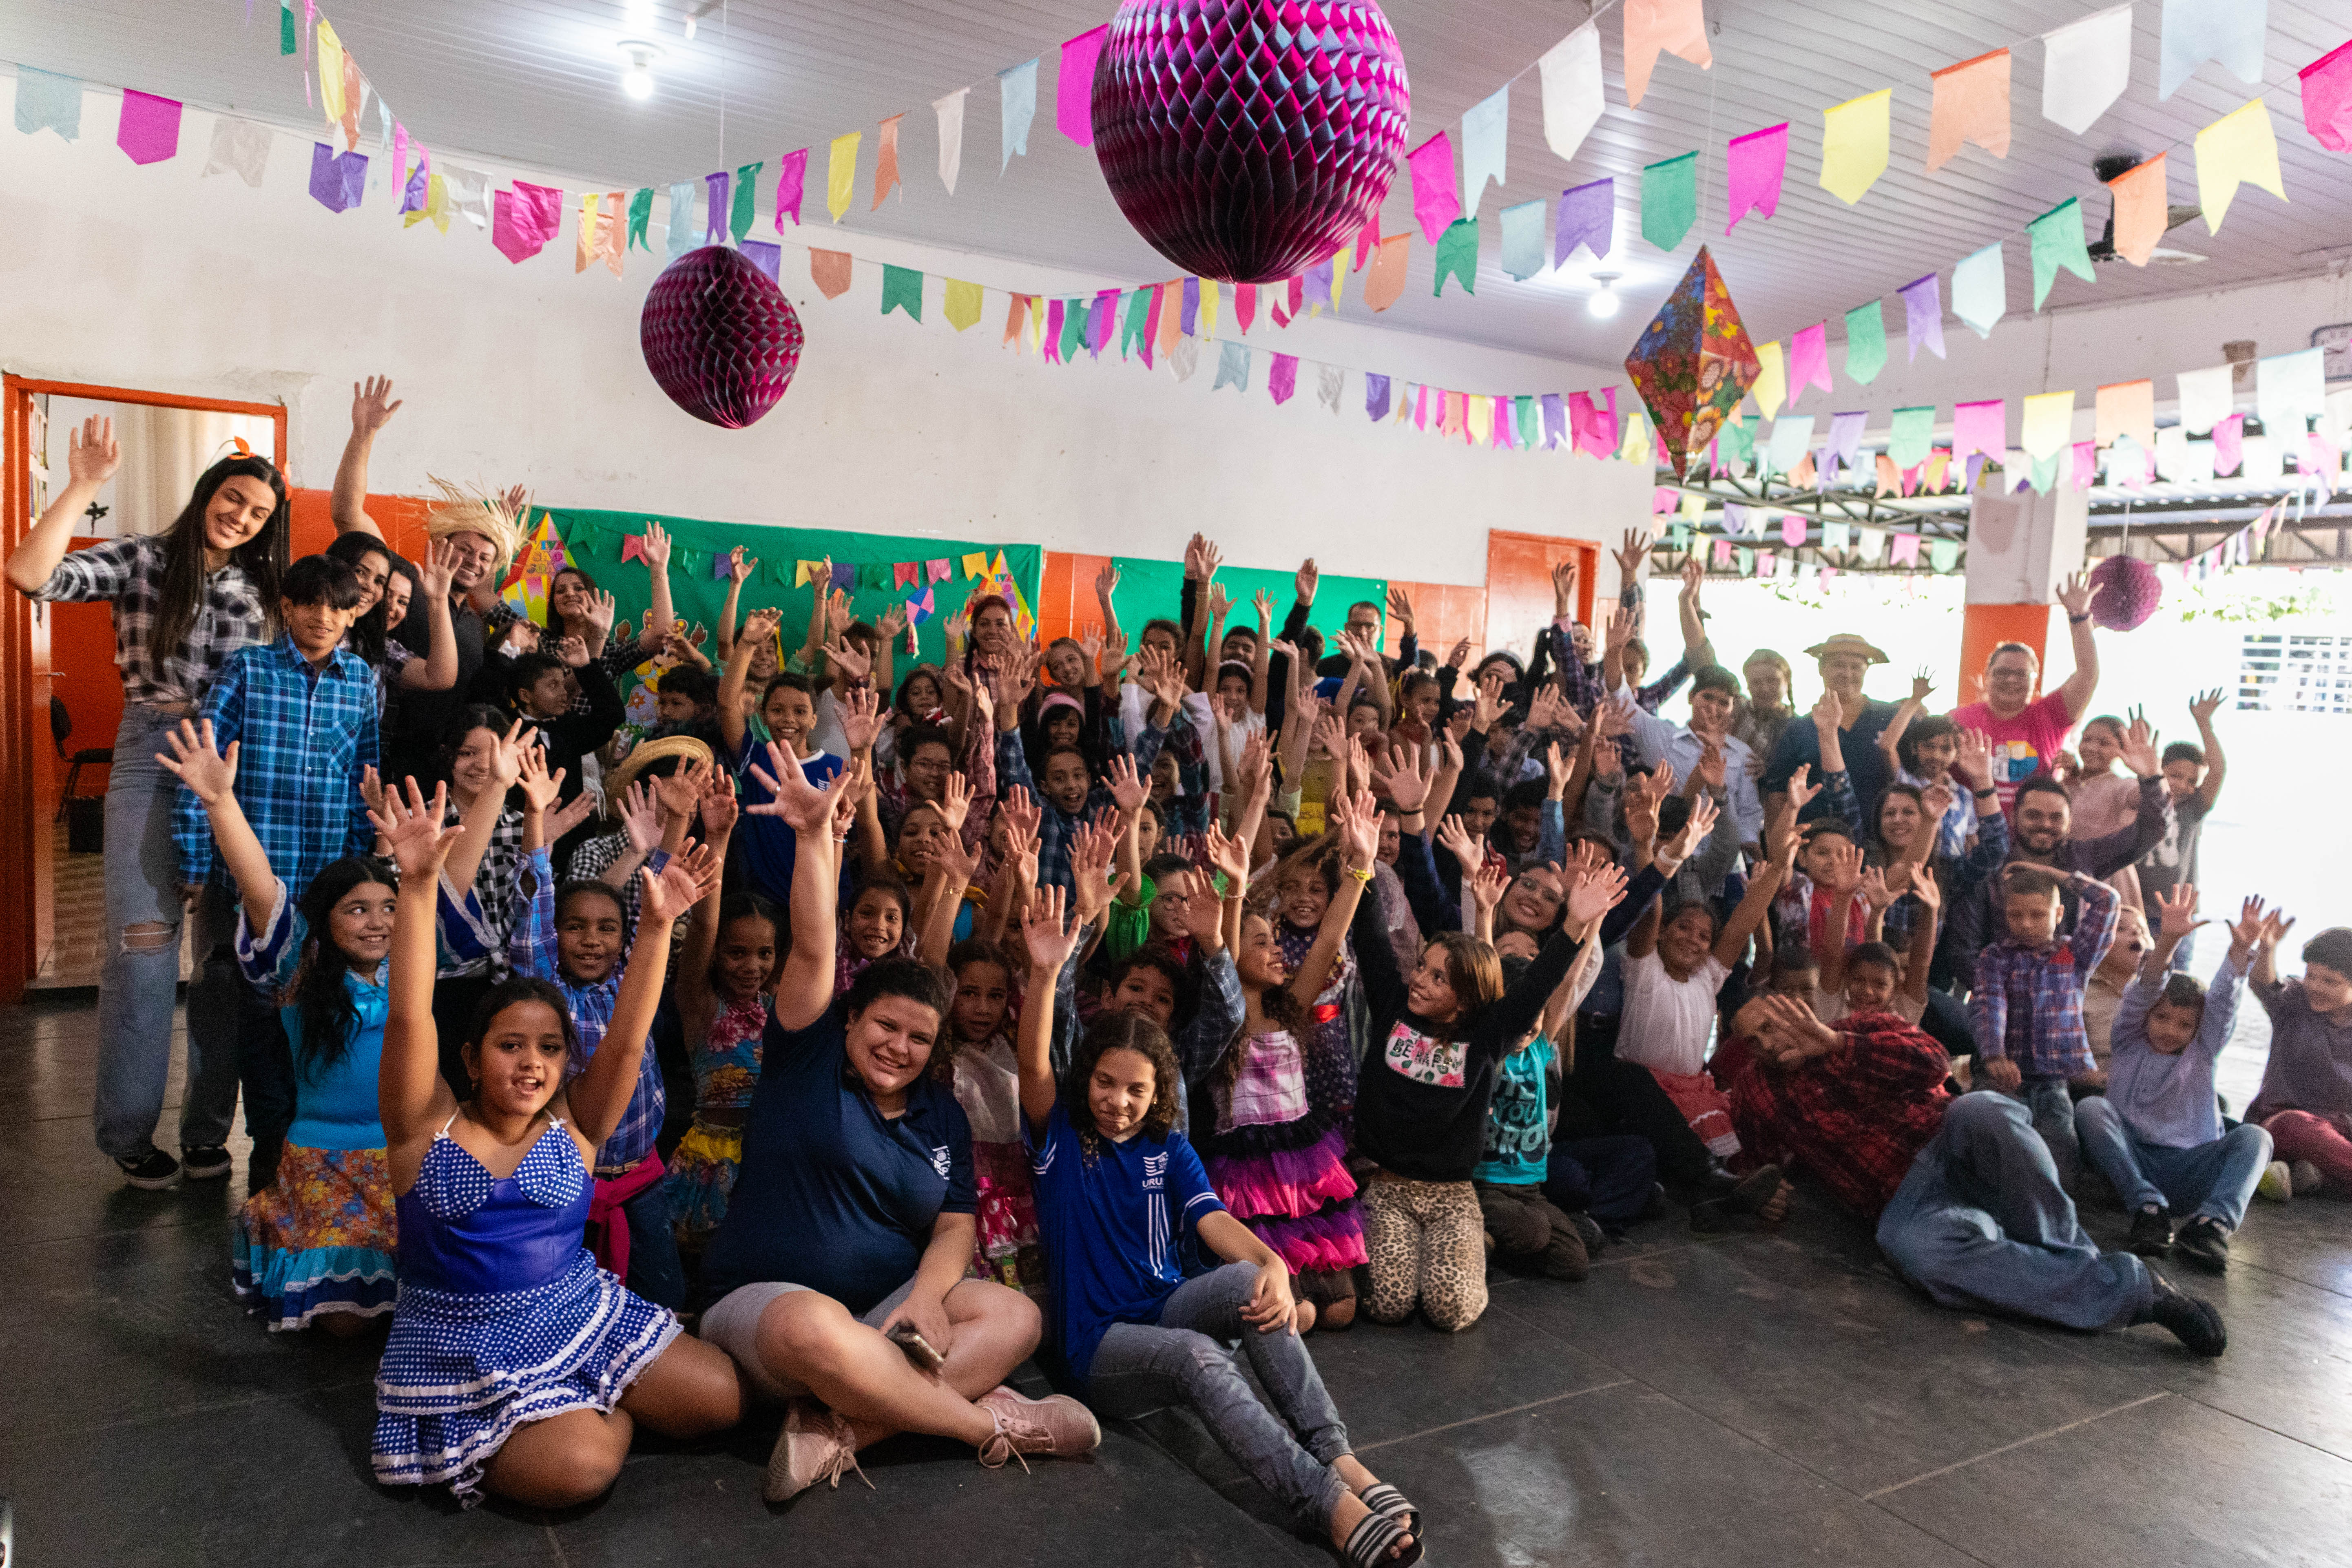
[236,878,387,1152]
[1025,1100,1225,1388]
[731,734,844,906]
[699,1002,976,1314]
[1475,1037,1554,1186]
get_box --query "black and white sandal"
[1344,1504,1424,1568]
[1360,1482,1422,1535]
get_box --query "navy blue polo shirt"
[700,1002,976,1314]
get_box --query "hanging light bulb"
[1588,272,1622,320]
[619,41,662,101]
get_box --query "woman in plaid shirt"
[7,415,289,1190]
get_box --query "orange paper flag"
[1363,233,1410,312]
[1875,453,1901,497]
[1926,48,2010,170]
[598,189,625,277]
[1003,292,1029,349]
[874,113,904,208]
[1156,281,1182,356]
[341,54,364,149]
[2106,154,2168,266]
[1623,0,1713,110]
[2095,379,2156,450]
[810,248,852,299]
[576,192,602,273]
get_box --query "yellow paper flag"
[827,132,861,223]
[2094,380,2156,450]
[961,552,989,578]
[1618,409,1646,464]
[944,278,983,331]
[316,20,347,121]
[2194,98,2286,234]
[575,193,601,273]
[1820,89,1892,205]
[2020,390,2075,459]
[1680,489,1706,520]
[1027,295,1046,354]
[1330,246,1352,308]
[403,173,449,232]
[1751,340,1788,419]
[794,561,816,588]
[1468,396,1494,446]
[1199,277,1220,338]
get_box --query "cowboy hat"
[1803,633,1890,663]
[602,733,714,809]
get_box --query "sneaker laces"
[977,1408,1037,1473]
[816,1412,874,1491]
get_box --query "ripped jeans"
[94,704,240,1162]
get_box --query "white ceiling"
[11,0,2352,364]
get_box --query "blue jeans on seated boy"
[2012,1075,2081,1182]
[1543,1134,1659,1231]
[1877,1093,2153,1331]
[2074,1097,2272,1230]
[1086,1261,1352,1530]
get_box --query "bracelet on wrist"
[1971,786,1996,798]
[2067,612,2091,624]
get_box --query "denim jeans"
[2075,1097,2272,1230]
[622,1179,687,1308]
[95,705,240,1161]
[1086,1262,1352,1530]
[2015,1075,2080,1183]
[1877,1092,2153,1331]
[1544,1134,1659,1229]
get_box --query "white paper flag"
[933,88,967,196]
[1853,525,1885,562]
[1170,335,1201,383]
[2041,5,2134,135]
[1460,85,1509,219]
[444,164,491,230]
[202,115,272,187]
[2257,348,2325,442]
[1538,22,1604,164]
[2175,363,2234,435]
[2155,424,2191,480]
[1317,363,1344,414]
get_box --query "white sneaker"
[2257,1161,2293,1203]
[765,1398,870,1502]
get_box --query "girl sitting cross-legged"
[368,778,748,1510]
[1014,789,1425,1567]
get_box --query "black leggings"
[1562,1013,1719,1190]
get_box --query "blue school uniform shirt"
[730,733,844,905]
[1475,1037,1555,1186]
[235,878,387,1152]
[1025,1100,1224,1388]
[699,1001,977,1314]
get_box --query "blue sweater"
[2106,950,2246,1148]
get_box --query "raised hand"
[824,635,873,681]
[371,777,458,880]
[727,546,757,586]
[1550,556,1579,615]
[1446,635,1472,670]
[654,755,707,824]
[825,589,854,638]
[547,789,599,843]
[1385,584,1415,633]
[350,375,403,436]
[2153,884,2205,942]
[876,602,909,641]
[1067,820,1121,925]
[837,685,884,754]
[1369,743,1432,811]
[998,784,1043,851]
[491,719,534,790]
[515,745,565,815]
[937,769,974,833]
[2117,712,2161,778]
[1810,688,1844,739]
[638,851,705,926]
[1345,734,1373,795]
[2257,908,2295,951]
[1596,692,1638,741]
[1907,863,1942,915]
[1659,792,1719,872]
[1604,602,1639,655]
[616,780,660,853]
[1472,671,1507,734]
[1920,781,1957,827]
[1679,554,1704,599]
[555,634,590,669]
[1567,862,1631,927]
[1613,526,1648,581]
[639,520,672,571]
[1819,838,1865,895]
[584,588,617,638]
[1310,710,1347,763]
[1467,858,1508,920]
[63,414,123,487]
[1294,557,1318,605]
[1695,738,1728,793]
[1023,885,1082,974]
[1856,866,1895,911]
[1202,820,1250,888]
[1784,763,1820,813]
[154,718,237,804]
[697,766,739,840]
[2226,895,2268,953]
[739,604,785,650]
[1330,786,1381,869]
[1197,537,1224,582]
[1094,560,1121,601]
[2054,570,2093,618]
[358,764,388,824]
[1254,587,1275,626]
[1909,665,1935,704]
[419,537,460,601]
[1434,814,1485,872]
[1953,728,1993,791]
[2188,688,2224,726]
[744,743,855,831]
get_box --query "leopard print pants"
[1361,1174,1488,1332]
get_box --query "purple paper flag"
[712,552,735,581]
[1898,273,1945,360]
[829,563,856,593]
[1088,291,1114,356]
[1724,123,1788,232]
[400,158,428,213]
[1964,452,1987,492]
[1555,177,1613,261]
[116,89,183,165]
[1825,411,1868,475]
[1721,501,1750,532]
[704,170,729,244]
[775,148,808,226]
[1788,322,1832,405]
[1305,259,1334,311]
[1952,399,2005,462]
[1365,373,1392,422]
[1058,24,1109,145]
[308,142,366,212]
[2213,413,2245,475]
[1180,276,1201,336]
[1543,393,1570,449]
[1269,353,1299,405]
[1407,132,1461,244]
[2071,440,2100,490]
[739,240,782,280]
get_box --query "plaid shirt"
[28,534,272,708]
[1728,1011,1954,1219]
[498,847,668,1172]
[996,722,1166,893]
[436,800,526,978]
[175,635,378,895]
[1971,874,2120,1078]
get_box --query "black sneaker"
[2147,1268,2227,1358]
[1727,1164,1783,1214]
[180,1145,232,1180]
[1567,1211,1607,1255]
[2173,1216,2232,1274]
[117,1150,181,1189]
[2126,1204,2174,1258]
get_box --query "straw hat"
[1803,632,1890,664]
[423,476,522,573]
[602,733,713,810]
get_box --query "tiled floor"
[3,990,2346,1568]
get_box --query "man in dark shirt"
[1763,633,1900,826]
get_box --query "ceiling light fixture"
[619,40,662,101]
[1588,272,1622,320]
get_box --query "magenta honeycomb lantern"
[2088,553,2163,631]
[640,245,805,428]
[1092,0,1411,285]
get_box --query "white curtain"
[45,398,274,537]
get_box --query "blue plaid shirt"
[494,846,672,1173]
[995,725,1166,893]
[1970,873,2120,1079]
[175,635,377,897]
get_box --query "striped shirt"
[27,534,272,708]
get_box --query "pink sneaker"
[975,1384,1102,1468]
[765,1398,871,1502]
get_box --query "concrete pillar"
[1956,482,2088,702]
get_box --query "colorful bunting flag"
[1750,340,1787,419]
[872,117,902,208]
[933,89,967,194]
[116,89,182,165]
[2160,0,2268,99]
[1843,300,1886,384]
[1819,89,1892,205]
[1889,406,1936,470]
[2194,98,2286,234]
[15,66,82,140]
[2095,380,2157,450]
[2021,391,2075,458]
[2041,6,2134,135]
[203,115,270,186]
[704,169,730,244]
[1000,59,1037,169]
[2177,364,2234,435]
[1926,48,2011,170]
[1952,398,2006,463]
[1725,123,1788,231]
[810,248,852,299]
[1787,322,1831,405]
[1556,178,1613,261]
[1623,0,1713,108]
[1059,25,1109,144]
[2300,38,2352,153]
[1642,151,1698,251]
[1538,22,1604,163]
[1213,340,1250,392]
[309,142,367,213]
[1407,132,1460,244]
[2026,197,2093,308]
[827,132,859,222]
[1500,200,1547,279]
[944,278,982,331]
[1952,243,2006,339]
[1460,85,1509,219]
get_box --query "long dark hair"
[438,703,513,792]
[459,976,582,1093]
[544,564,600,643]
[284,856,398,1079]
[153,453,290,664]
[325,533,412,667]
[1066,1010,1184,1158]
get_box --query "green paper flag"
[280,0,296,55]
[1433,218,1479,296]
[1120,288,1151,356]
[881,264,924,322]
[1889,406,1936,469]
[1928,538,1960,573]
[1843,299,1887,385]
[626,188,653,252]
[2027,197,2094,310]
[1516,394,1538,448]
[1059,298,1086,360]
[2029,450,2060,493]
[1718,413,1757,467]
[730,161,762,242]
[1642,151,1699,251]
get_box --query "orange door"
[1483,530,1598,664]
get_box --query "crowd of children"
[12,387,2350,1550]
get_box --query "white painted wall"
[0,80,1652,589]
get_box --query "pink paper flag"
[1952,399,2005,462]
[1725,123,1788,232]
[1653,487,1679,513]
[116,89,183,165]
[1496,397,1517,449]
[2213,413,2245,475]
[1407,132,1461,244]
[2071,440,2100,490]
[1269,353,1299,405]
[927,559,952,584]
[1713,537,1734,566]
[1414,385,1432,431]
[1235,283,1257,334]
[775,148,808,226]
[1755,549,1776,577]
[1780,513,1807,548]
[1890,533,1921,566]
[1356,210,1380,270]
[2302,39,2352,153]
[1058,25,1109,145]
[1787,322,1832,405]
[620,535,646,564]
[492,180,563,263]
[1044,299,1064,363]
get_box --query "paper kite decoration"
[640,245,805,428]
[1622,247,1763,480]
[2088,553,2163,631]
[1091,0,1412,284]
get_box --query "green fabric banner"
[1101,558,1389,657]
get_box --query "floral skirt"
[232,1143,398,1332]
[664,1122,743,1243]
[971,1139,1040,1272]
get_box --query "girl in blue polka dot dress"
[367,778,750,1509]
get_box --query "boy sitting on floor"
[1971,863,2119,1183]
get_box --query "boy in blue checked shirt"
[1972,863,2121,1183]
[173,553,376,1184]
